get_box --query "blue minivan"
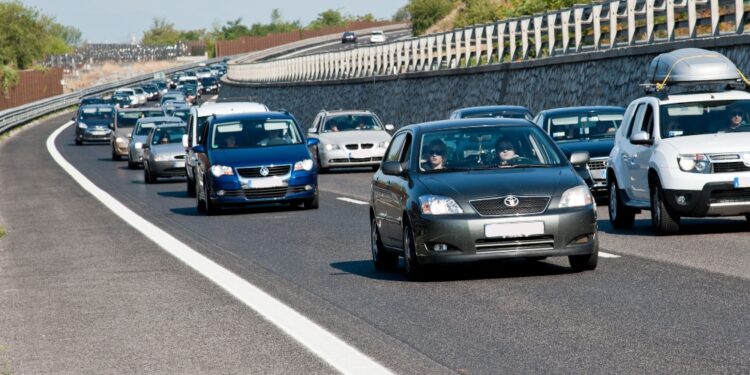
[192,112,320,214]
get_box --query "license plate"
[173,161,185,168]
[484,222,545,238]
[733,177,750,188]
[248,177,285,189]
[594,169,607,179]
[91,131,107,136]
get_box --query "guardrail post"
[408,38,418,71]
[561,10,571,53]
[484,24,495,64]
[593,4,603,49]
[547,13,557,56]
[445,32,454,68]
[417,37,426,71]
[533,15,544,58]
[736,0,745,34]
[473,25,483,66]
[646,0,655,43]
[574,6,584,52]
[666,0,676,41]
[454,29,464,67]
[496,22,506,63]
[435,34,445,69]
[688,0,697,38]
[521,17,531,60]
[508,20,518,61]
[427,36,436,70]
[627,0,637,45]
[710,0,720,36]
[610,1,621,48]
[396,42,404,74]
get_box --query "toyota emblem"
[259,166,270,176]
[504,195,520,207]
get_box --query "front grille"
[330,157,379,163]
[361,143,374,149]
[236,165,290,178]
[712,162,750,173]
[162,168,184,175]
[470,196,550,216]
[587,158,608,171]
[243,186,309,199]
[475,235,555,252]
[709,188,750,204]
[345,144,359,150]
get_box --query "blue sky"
[22,0,407,43]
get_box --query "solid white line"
[599,252,621,258]
[337,197,368,205]
[47,121,393,375]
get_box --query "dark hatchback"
[449,105,534,121]
[534,106,625,193]
[193,112,320,215]
[74,104,114,144]
[370,118,598,279]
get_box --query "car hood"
[660,133,750,154]
[209,145,310,167]
[556,139,614,159]
[316,131,391,144]
[114,128,134,137]
[418,166,580,201]
[150,143,184,156]
[131,135,148,145]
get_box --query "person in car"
[422,139,447,170]
[722,110,746,132]
[259,129,292,146]
[223,134,238,148]
[495,138,522,167]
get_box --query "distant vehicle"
[143,124,189,183]
[128,116,185,169]
[308,109,394,172]
[160,93,186,106]
[113,88,139,107]
[341,31,357,43]
[74,104,114,145]
[200,77,219,94]
[165,104,191,123]
[184,101,270,197]
[369,30,386,43]
[110,93,133,108]
[192,112,320,214]
[110,107,166,160]
[142,84,160,100]
[132,87,148,105]
[370,118,597,279]
[534,106,625,193]
[79,97,106,106]
[449,105,534,120]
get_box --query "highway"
[1,108,748,373]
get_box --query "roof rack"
[643,48,749,94]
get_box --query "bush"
[407,0,456,35]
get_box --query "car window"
[80,107,113,121]
[400,134,412,164]
[151,127,187,145]
[323,114,383,132]
[546,112,622,142]
[385,133,407,162]
[210,119,303,149]
[660,99,750,138]
[628,103,646,139]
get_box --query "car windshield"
[660,100,750,138]
[323,114,382,132]
[419,125,565,172]
[117,110,164,128]
[135,121,177,136]
[151,126,186,145]
[170,110,189,122]
[211,119,303,149]
[80,107,113,121]
[546,112,623,142]
[461,110,531,120]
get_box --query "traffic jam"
[72,48,750,280]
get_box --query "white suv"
[608,48,750,235]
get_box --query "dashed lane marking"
[599,252,621,258]
[337,197,368,205]
[47,121,394,375]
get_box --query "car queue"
[71,48,750,280]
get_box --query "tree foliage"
[307,9,348,29]
[392,6,411,22]
[453,0,502,28]
[407,0,456,35]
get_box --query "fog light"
[305,185,313,191]
[216,190,225,197]
[572,234,591,244]
[433,243,448,252]
[676,195,687,205]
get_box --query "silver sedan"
[142,124,188,183]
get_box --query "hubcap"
[609,184,617,219]
[653,187,661,223]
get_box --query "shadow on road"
[158,190,190,198]
[330,258,575,282]
[170,203,306,217]
[597,218,749,236]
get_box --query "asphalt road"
[0,110,744,373]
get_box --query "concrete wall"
[220,35,750,129]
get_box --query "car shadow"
[321,167,375,175]
[330,258,575,282]
[69,142,109,147]
[158,190,190,198]
[169,202,304,216]
[597,217,749,236]
[97,157,124,162]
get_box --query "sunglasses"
[429,149,444,156]
[499,146,515,152]
[732,113,743,117]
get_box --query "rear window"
[546,112,623,141]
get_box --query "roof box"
[647,48,740,85]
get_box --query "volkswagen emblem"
[259,166,270,176]
[504,195,520,207]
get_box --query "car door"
[372,132,408,248]
[388,133,413,248]
[630,100,658,202]
[620,102,646,201]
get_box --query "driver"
[495,138,520,167]
[723,110,746,132]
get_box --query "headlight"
[134,142,142,150]
[116,137,126,144]
[78,122,88,129]
[419,195,463,215]
[294,159,314,171]
[559,185,594,208]
[210,165,234,177]
[154,154,172,161]
[377,140,389,148]
[677,154,710,173]
[324,144,341,151]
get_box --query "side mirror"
[182,134,189,148]
[569,151,590,166]
[385,124,395,131]
[630,131,653,145]
[381,161,405,176]
[308,127,318,134]
[108,123,114,129]
[192,145,206,153]
[306,137,320,146]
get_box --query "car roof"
[79,104,113,109]
[196,101,269,117]
[453,105,530,114]
[137,116,184,123]
[657,89,750,105]
[210,111,293,123]
[117,107,164,113]
[402,118,537,133]
[537,106,625,116]
[321,109,373,116]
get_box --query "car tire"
[304,193,319,209]
[371,216,398,270]
[144,166,156,184]
[569,249,598,272]
[186,173,196,197]
[75,138,82,145]
[127,158,137,170]
[371,165,380,172]
[316,151,329,173]
[608,177,635,229]
[650,179,680,236]
[196,181,206,213]
[112,147,121,161]
[403,221,426,281]
[202,177,220,215]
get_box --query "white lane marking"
[599,252,621,258]
[47,122,393,375]
[337,197,368,205]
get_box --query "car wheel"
[203,177,220,215]
[569,248,598,272]
[371,165,380,172]
[650,179,680,235]
[608,177,635,229]
[75,138,82,145]
[196,179,207,213]
[127,158,137,170]
[304,193,319,209]
[112,147,121,161]
[186,173,196,197]
[316,151,329,173]
[403,221,426,280]
[144,166,156,184]
[371,216,397,270]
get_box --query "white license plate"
[173,161,185,168]
[594,169,607,179]
[91,131,107,135]
[248,177,285,189]
[484,222,545,238]
[733,177,750,188]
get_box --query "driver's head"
[495,139,516,161]
[731,110,743,127]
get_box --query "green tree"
[307,9,348,29]
[218,18,252,40]
[406,0,455,35]
[0,1,47,69]
[142,17,181,46]
[454,0,502,28]
[392,6,411,22]
[179,29,206,41]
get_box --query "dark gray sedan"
[370,118,598,279]
[142,124,187,183]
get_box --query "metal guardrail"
[229,0,749,83]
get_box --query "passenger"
[423,139,447,170]
[259,129,291,146]
[224,135,238,148]
[327,121,339,132]
[160,134,169,144]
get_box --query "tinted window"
[385,133,407,162]
[626,104,645,138]
[79,107,113,121]
[323,114,383,132]
[660,100,750,138]
[545,112,623,141]
[151,126,187,145]
[460,110,532,120]
[210,119,303,149]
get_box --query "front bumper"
[78,129,111,142]
[664,182,750,217]
[411,206,598,264]
[113,138,130,156]
[207,172,317,206]
[319,148,386,168]
[151,159,186,178]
